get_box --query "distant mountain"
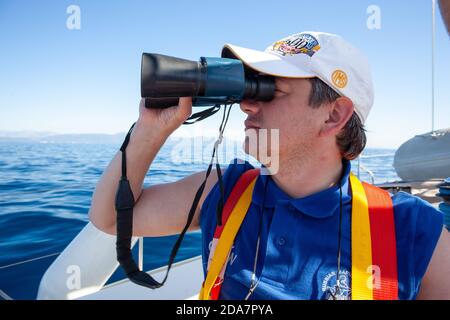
[0,130,56,138]
[0,131,127,144]
[0,131,220,144]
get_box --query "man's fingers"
[178,97,193,120]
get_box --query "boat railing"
[0,251,62,300]
[138,237,144,270]
[356,152,396,184]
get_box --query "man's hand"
[89,96,219,237]
[439,0,450,35]
[138,97,192,135]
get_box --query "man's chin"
[242,138,280,174]
[242,139,260,161]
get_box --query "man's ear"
[319,97,354,137]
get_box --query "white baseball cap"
[221,31,374,124]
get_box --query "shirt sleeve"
[392,191,444,299]
[412,197,444,296]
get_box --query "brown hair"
[308,77,366,160]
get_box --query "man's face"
[241,77,326,165]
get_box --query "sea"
[0,138,398,300]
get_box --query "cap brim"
[221,44,315,78]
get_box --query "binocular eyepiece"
[141,53,275,108]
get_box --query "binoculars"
[141,53,275,108]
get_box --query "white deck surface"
[79,255,203,300]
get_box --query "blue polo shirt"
[200,158,444,300]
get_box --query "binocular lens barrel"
[141,53,275,108]
[141,53,207,98]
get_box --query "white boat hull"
[394,128,450,181]
[37,222,203,300]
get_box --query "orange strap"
[362,182,398,300]
[350,174,398,300]
[213,169,261,239]
[199,169,260,300]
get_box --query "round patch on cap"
[331,69,348,88]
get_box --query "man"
[439,0,450,35]
[89,32,450,300]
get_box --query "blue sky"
[0,0,449,148]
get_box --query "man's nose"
[240,99,261,115]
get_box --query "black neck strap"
[183,105,221,125]
[115,105,231,289]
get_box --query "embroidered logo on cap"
[272,33,321,57]
[331,69,348,88]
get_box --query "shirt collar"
[252,160,352,219]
